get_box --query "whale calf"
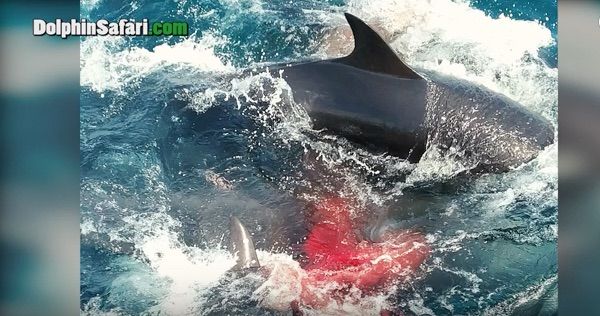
[260,13,554,172]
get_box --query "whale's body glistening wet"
[261,13,554,172]
[226,12,555,313]
[80,2,557,315]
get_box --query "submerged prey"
[230,197,429,314]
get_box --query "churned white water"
[80,0,557,314]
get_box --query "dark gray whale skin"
[262,13,554,172]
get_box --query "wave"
[80,0,557,314]
[80,34,233,94]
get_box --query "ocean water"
[80,0,557,315]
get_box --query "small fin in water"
[229,216,260,270]
[338,13,422,80]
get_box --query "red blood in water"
[301,197,430,296]
[303,197,361,270]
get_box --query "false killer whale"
[229,216,261,270]
[225,12,555,312]
[255,13,554,173]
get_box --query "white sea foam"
[344,0,556,114]
[315,0,558,185]
[254,254,395,316]
[81,0,557,313]
[80,0,103,14]
[80,34,233,94]
[482,275,557,316]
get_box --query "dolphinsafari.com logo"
[33,19,189,38]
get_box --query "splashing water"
[80,0,557,315]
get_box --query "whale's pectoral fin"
[337,12,422,80]
[230,216,261,270]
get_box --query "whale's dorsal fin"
[229,216,260,270]
[338,13,422,80]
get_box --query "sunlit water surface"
[80,0,557,315]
